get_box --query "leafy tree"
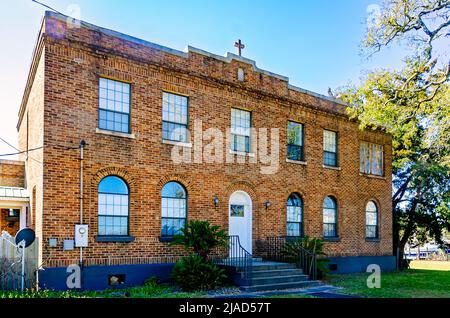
[338,0,450,266]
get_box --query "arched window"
[366,201,379,238]
[98,176,129,236]
[161,181,187,237]
[287,193,303,237]
[323,196,337,238]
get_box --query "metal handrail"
[261,236,318,280]
[212,235,253,284]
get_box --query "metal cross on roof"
[234,39,245,56]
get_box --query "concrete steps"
[240,280,323,292]
[250,268,304,278]
[237,261,322,292]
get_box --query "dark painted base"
[326,255,396,274]
[38,263,174,291]
[38,255,397,291]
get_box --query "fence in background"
[0,231,38,291]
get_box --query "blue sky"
[0,0,408,158]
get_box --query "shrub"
[172,254,227,292]
[143,276,160,287]
[281,236,330,277]
[170,220,228,259]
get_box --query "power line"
[0,137,43,164]
[31,0,65,15]
[0,146,44,157]
[0,137,19,153]
[0,137,85,158]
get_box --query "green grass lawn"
[324,269,450,298]
[3,268,449,298]
[0,283,207,298]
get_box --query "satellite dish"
[15,228,36,248]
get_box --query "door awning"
[0,186,29,200]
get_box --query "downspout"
[79,140,86,266]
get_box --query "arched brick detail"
[363,197,381,211]
[283,187,307,203]
[225,180,259,203]
[91,166,136,188]
[157,174,193,192]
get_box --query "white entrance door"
[229,191,252,254]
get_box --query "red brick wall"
[0,160,25,188]
[18,14,393,265]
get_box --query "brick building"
[1,12,395,289]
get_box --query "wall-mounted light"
[213,196,219,207]
[264,201,271,209]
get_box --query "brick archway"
[92,166,136,188]
[157,174,193,192]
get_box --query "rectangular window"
[360,142,384,176]
[323,130,338,166]
[162,92,189,143]
[287,206,302,237]
[287,121,304,161]
[99,78,131,134]
[161,197,187,236]
[231,108,251,153]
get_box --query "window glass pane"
[365,201,378,238]
[371,144,383,176]
[323,196,336,209]
[324,151,337,166]
[162,182,186,198]
[162,121,188,142]
[98,78,131,133]
[99,176,128,194]
[287,223,301,237]
[287,122,303,146]
[231,108,251,153]
[162,92,189,141]
[323,130,336,152]
[287,144,303,161]
[366,201,377,212]
[360,142,383,175]
[360,142,370,174]
[161,182,187,236]
[98,176,129,236]
[323,196,337,237]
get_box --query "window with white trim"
[231,108,251,153]
[323,130,338,167]
[162,92,189,143]
[99,78,131,134]
[366,201,379,239]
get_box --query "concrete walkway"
[210,285,362,298]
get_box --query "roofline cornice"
[17,16,46,130]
